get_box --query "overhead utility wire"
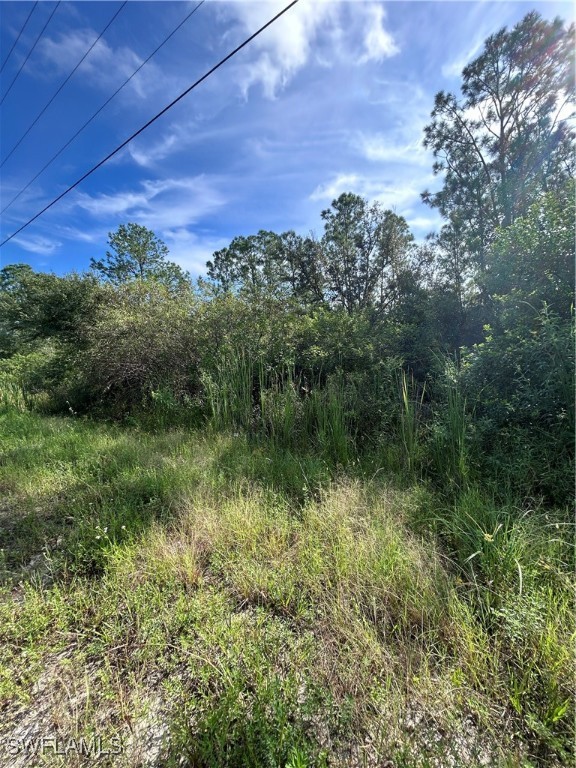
[1,2,127,169]
[0,0,300,249]
[0,2,39,75]
[0,2,61,107]
[1,0,205,216]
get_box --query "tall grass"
[429,361,469,491]
[0,373,27,412]
[203,348,254,432]
[258,363,301,449]
[398,370,425,476]
[304,374,351,465]
[204,353,354,465]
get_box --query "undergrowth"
[0,404,573,767]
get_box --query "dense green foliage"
[2,179,572,505]
[0,10,573,767]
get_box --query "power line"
[0,0,301,249]
[1,0,206,216]
[0,2,39,75]
[0,2,61,107]
[1,2,127,169]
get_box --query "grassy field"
[0,406,573,767]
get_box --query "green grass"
[0,406,573,766]
[203,353,355,466]
[398,370,426,476]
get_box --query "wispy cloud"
[441,37,485,81]
[55,224,107,245]
[12,234,61,255]
[161,227,229,276]
[309,173,363,203]
[36,28,166,100]
[359,4,399,64]
[308,170,440,242]
[125,117,247,169]
[440,4,520,82]
[127,129,184,169]
[6,0,556,276]
[405,213,443,239]
[358,134,429,167]
[70,175,226,233]
[47,177,229,275]
[311,172,431,210]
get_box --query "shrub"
[461,307,574,504]
[78,281,200,414]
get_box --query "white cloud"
[72,189,148,218]
[12,234,61,255]
[161,227,229,276]
[359,134,429,167]
[231,1,335,99]
[126,120,246,169]
[310,173,422,208]
[55,225,106,245]
[39,29,137,79]
[226,0,398,99]
[440,4,519,82]
[309,170,443,242]
[310,172,436,217]
[441,37,485,81]
[36,29,165,99]
[376,180,432,212]
[359,4,399,64]
[309,173,362,202]
[406,214,443,236]
[70,175,226,234]
[127,131,182,169]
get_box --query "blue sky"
[0,0,572,277]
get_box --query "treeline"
[1,10,574,506]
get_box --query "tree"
[206,229,325,304]
[207,230,284,294]
[206,196,414,312]
[90,223,190,290]
[277,231,326,305]
[421,223,489,354]
[485,179,575,327]
[0,265,102,356]
[456,180,575,504]
[422,12,575,270]
[320,193,414,313]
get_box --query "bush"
[77,281,200,415]
[461,307,574,504]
